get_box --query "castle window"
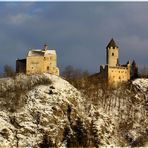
[47,66,49,70]
[112,53,114,56]
[119,76,121,79]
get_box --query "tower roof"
[106,38,118,48]
[132,60,136,66]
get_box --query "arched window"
[112,53,114,56]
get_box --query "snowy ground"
[132,78,148,92]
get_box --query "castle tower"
[106,38,119,66]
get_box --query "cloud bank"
[0,2,148,74]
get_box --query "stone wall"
[26,54,59,76]
[108,65,130,85]
[16,59,26,74]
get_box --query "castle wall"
[108,66,130,85]
[26,53,59,76]
[16,59,26,73]
[26,56,44,75]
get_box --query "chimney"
[43,43,48,51]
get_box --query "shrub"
[0,74,52,112]
[3,64,16,78]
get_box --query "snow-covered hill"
[0,75,147,147]
[0,74,85,147]
[133,78,148,92]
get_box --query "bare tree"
[139,66,148,78]
[62,65,89,89]
[3,64,15,77]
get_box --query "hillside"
[0,74,147,147]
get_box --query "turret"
[131,60,138,79]
[126,60,131,80]
[106,38,119,66]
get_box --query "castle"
[99,38,131,85]
[16,44,59,76]
[16,39,137,85]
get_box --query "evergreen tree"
[40,132,55,148]
[73,117,88,147]
[90,119,100,147]
[63,125,75,147]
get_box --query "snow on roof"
[46,50,56,55]
[27,49,56,57]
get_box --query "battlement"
[108,65,129,70]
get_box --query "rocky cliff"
[0,74,147,147]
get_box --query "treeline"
[0,64,16,78]
[138,67,148,78]
[62,65,90,89]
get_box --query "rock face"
[0,74,84,147]
[0,75,147,147]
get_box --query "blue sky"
[0,2,148,74]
